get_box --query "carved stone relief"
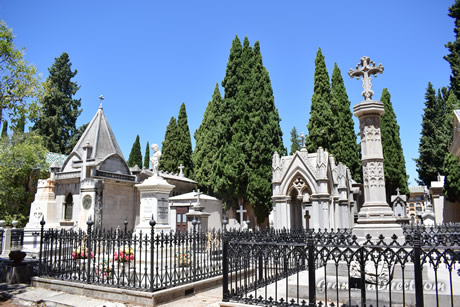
[363,161,384,187]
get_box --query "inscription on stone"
[157,198,169,224]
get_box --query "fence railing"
[38,217,223,292]
[222,227,460,307]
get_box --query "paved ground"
[0,283,223,307]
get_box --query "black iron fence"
[38,217,223,292]
[222,227,460,307]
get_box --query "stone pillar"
[78,178,100,230]
[135,175,175,234]
[349,57,402,239]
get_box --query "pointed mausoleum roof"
[61,104,128,173]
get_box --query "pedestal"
[135,175,174,234]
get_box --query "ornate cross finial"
[178,164,184,177]
[99,95,104,108]
[396,187,400,196]
[348,56,384,101]
[300,132,306,148]
[194,189,203,205]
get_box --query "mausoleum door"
[289,194,303,229]
[176,207,188,232]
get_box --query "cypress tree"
[193,84,224,194]
[443,153,460,201]
[380,88,409,199]
[144,141,150,169]
[306,48,334,153]
[176,103,193,177]
[1,120,7,138]
[160,116,179,173]
[290,126,301,155]
[32,52,82,154]
[416,83,447,186]
[127,135,142,168]
[445,0,460,100]
[330,63,361,182]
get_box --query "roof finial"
[99,95,104,109]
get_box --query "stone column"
[349,57,402,239]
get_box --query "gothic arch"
[279,155,318,196]
[287,174,312,202]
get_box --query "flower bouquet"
[114,247,135,262]
[96,260,113,277]
[176,251,191,267]
[72,247,94,260]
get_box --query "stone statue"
[150,144,161,177]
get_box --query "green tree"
[443,153,460,201]
[416,83,448,186]
[289,126,301,154]
[0,133,48,226]
[0,21,40,129]
[306,48,334,152]
[380,88,409,199]
[176,103,193,177]
[193,84,224,194]
[144,141,150,169]
[127,135,142,168]
[1,120,7,137]
[160,116,179,173]
[32,52,82,154]
[445,0,460,100]
[330,63,361,182]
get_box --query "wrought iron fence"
[222,227,460,307]
[38,217,223,292]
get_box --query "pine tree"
[176,103,193,177]
[330,63,361,182]
[306,48,334,153]
[416,83,447,186]
[380,88,409,199]
[32,53,82,154]
[193,84,224,194]
[445,0,460,100]
[127,135,142,168]
[160,117,179,173]
[144,141,150,169]
[290,126,301,155]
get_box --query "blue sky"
[2,0,455,185]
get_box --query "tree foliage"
[330,63,361,182]
[127,135,142,168]
[144,141,150,169]
[380,88,409,199]
[0,133,48,226]
[445,0,460,100]
[0,21,40,129]
[176,103,193,177]
[160,116,179,173]
[289,126,301,155]
[197,36,284,222]
[32,52,82,154]
[443,153,460,201]
[306,48,334,153]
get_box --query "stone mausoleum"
[25,101,223,240]
[270,143,361,230]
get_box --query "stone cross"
[348,56,384,101]
[236,204,247,225]
[178,164,184,177]
[300,132,306,148]
[396,187,400,196]
[194,189,203,206]
[99,95,104,108]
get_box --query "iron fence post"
[149,215,156,292]
[87,216,94,283]
[39,217,45,276]
[222,227,229,302]
[359,247,366,307]
[413,229,424,307]
[192,217,197,281]
[307,232,315,307]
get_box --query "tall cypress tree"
[306,48,334,153]
[380,88,409,199]
[144,141,150,169]
[176,103,193,177]
[160,116,179,174]
[445,0,460,100]
[194,84,224,194]
[127,135,142,168]
[32,52,82,154]
[416,83,447,186]
[330,63,361,181]
[290,126,301,155]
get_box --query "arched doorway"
[287,176,312,230]
[64,193,73,221]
